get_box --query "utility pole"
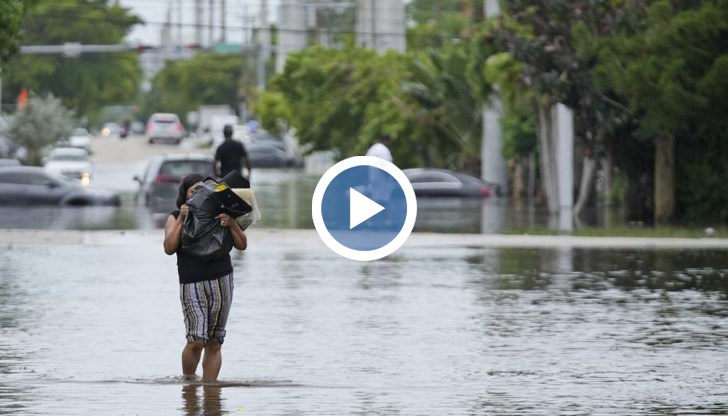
[220,0,227,43]
[195,0,203,45]
[178,0,183,47]
[257,0,269,90]
[209,0,215,46]
[481,0,506,193]
[479,0,507,233]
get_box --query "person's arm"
[217,213,247,250]
[213,146,222,177]
[163,206,188,255]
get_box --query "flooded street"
[1,231,728,414]
[2,136,728,414]
[0,135,619,233]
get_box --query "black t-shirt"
[171,210,233,284]
[215,139,248,177]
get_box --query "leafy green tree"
[142,52,244,125]
[0,0,36,64]
[398,44,484,172]
[470,1,634,214]
[2,0,142,124]
[406,0,472,51]
[595,0,728,223]
[8,93,75,165]
[258,47,416,162]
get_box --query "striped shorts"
[179,273,234,345]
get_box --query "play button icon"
[349,188,384,229]
[312,156,417,261]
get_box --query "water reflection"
[181,384,225,416]
[0,167,638,233]
[1,242,728,413]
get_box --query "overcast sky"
[118,0,282,46]
[119,0,414,46]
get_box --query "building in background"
[356,0,406,53]
[275,0,405,72]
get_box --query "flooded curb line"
[2,228,728,249]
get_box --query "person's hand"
[179,204,190,219]
[217,213,233,228]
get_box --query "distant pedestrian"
[214,124,252,179]
[365,134,394,205]
[163,173,248,382]
[365,133,393,163]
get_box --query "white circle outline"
[312,156,417,261]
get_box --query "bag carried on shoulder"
[180,179,235,261]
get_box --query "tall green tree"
[142,52,244,124]
[2,0,142,124]
[472,1,634,214]
[398,44,484,172]
[258,47,418,164]
[406,0,472,51]
[0,0,36,64]
[595,0,728,223]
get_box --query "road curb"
[2,228,728,250]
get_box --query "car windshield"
[72,128,88,136]
[159,160,213,177]
[50,153,88,162]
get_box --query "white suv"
[146,113,184,145]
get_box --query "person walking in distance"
[365,133,395,206]
[163,173,248,382]
[365,133,393,163]
[214,124,252,179]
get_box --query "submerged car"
[0,166,119,206]
[43,147,94,185]
[247,140,289,168]
[134,153,216,213]
[246,130,303,168]
[403,168,496,197]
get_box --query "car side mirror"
[133,174,142,183]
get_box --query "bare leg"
[201,339,222,381]
[182,340,205,379]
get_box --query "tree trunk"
[537,103,558,213]
[512,158,524,198]
[601,155,613,206]
[528,152,536,200]
[574,155,596,215]
[654,135,675,224]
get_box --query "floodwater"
[1,236,727,415]
[0,167,617,233]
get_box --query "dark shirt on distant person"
[215,140,248,177]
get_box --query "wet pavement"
[1,230,728,415]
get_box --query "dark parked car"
[247,130,303,168]
[0,166,120,206]
[247,140,289,168]
[134,153,215,213]
[403,168,496,197]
